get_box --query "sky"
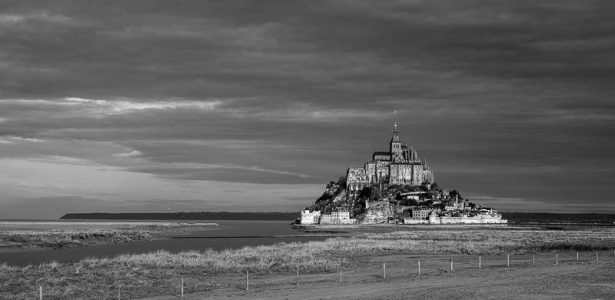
[0,0,614,219]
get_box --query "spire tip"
[394,110,398,131]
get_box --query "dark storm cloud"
[0,0,614,214]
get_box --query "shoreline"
[295,222,615,232]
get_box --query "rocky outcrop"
[332,189,347,205]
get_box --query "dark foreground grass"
[1,229,614,299]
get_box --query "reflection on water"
[0,220,329,266]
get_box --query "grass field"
[1,228,614,299]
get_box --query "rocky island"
[300,117,507,225]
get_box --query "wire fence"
[31,249,615,299]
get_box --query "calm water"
[0,220,331,266]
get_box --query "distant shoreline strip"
[170,235,342,239]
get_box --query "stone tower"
[390,114,403,163]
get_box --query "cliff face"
[332,189,347,205]
[310,178,346,211]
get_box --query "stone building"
[320,210,356,224]
[346,120,435,198]
[300,210,321,224]
[410,207,436,220]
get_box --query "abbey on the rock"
[346,120,434,200]
[299,114,506,225]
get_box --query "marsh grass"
[0,229,153,250]
[1,229,614,299]
[357,230,615,253]
[0,222,215,251]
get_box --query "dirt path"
[143,254,615,300]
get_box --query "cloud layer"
[0,0,614,217]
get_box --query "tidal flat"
[0,221,217,252]
[1,228,614,299]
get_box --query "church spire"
[391,111,401,143]
[391,110,400,143]
[394,110,398,131]
[390,110,402,163]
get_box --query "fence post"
[338,258,342,283]
[555,253,559,265]
[478,255,482,269]
[576,252,579,262]
[246,270,249,291]
[418,261,421,275]
[596,252,599,262]
[383,263,386,279]
[181,278,184,298]
[296,265,299,288]
[39,286,42,300]
[118,284,121,300]
[532,253,535,266]
[450,258,454,271]
[507,254,510,267]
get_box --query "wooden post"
[383,263,386,279]
[118,284,121,300]
[417,261,421,275]
[296,265,299,288]
[596,252,599,262]
[246,270,249,291]
[532,253,535,266]
[576,252,579,262]
[39,286,42,300]
[555,253,559,265]
[478,255,482,269]
[507,254,510,267]
[181,278,184,298]
[337,256,342,283]
[450,258,453,271]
